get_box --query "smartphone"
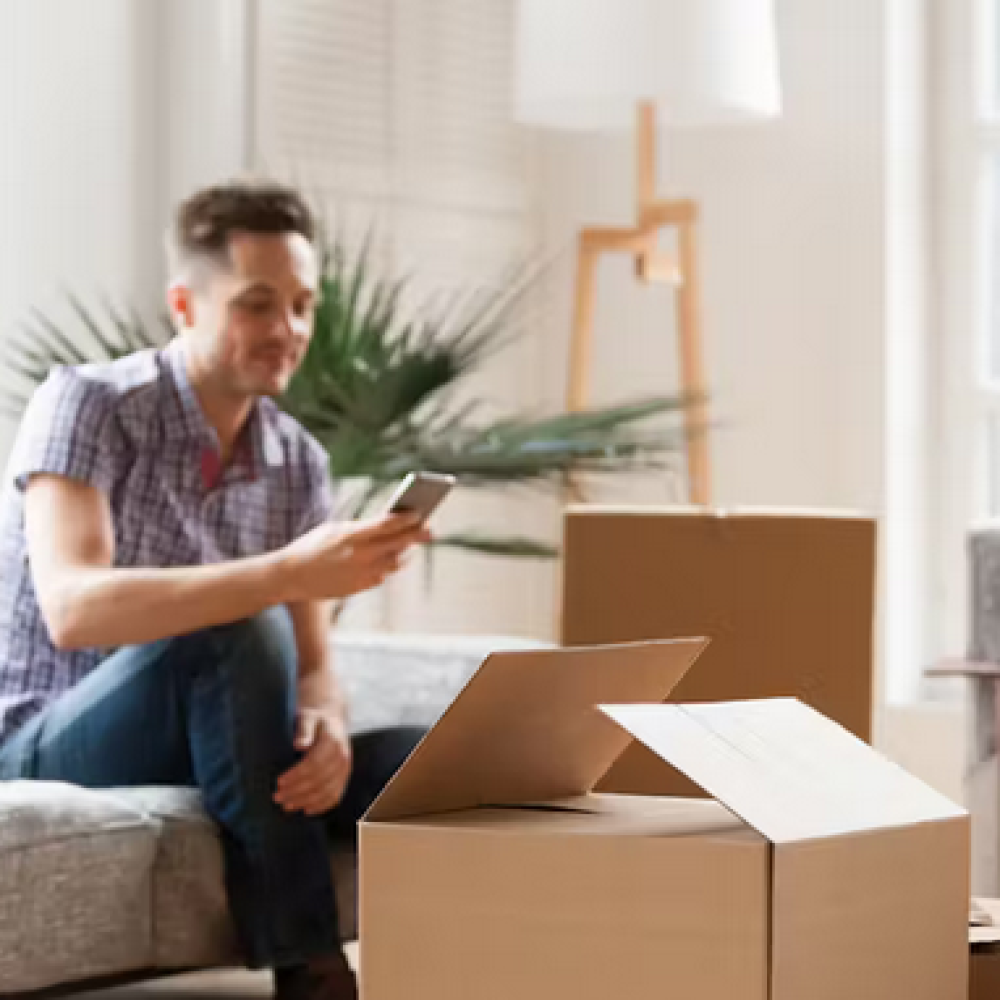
[386,472,456,521]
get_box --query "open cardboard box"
[561,507,877,796]
[361,640,969,1000]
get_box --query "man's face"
[177,230,319,398]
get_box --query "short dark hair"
[168,178,316,280]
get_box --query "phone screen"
[388,473,456,520]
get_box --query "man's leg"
[270,726,424,999]
[325,726,427,848]
[0,632,195,787]
[0,608,341,971]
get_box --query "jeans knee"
[203,607,298,699]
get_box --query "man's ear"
[167,284,196,329]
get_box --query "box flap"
[365,639,708,823]
[385,795,762,842]
[601,698,966,844]
[566,504,872,520]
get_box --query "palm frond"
[431,532,557,558]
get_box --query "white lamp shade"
[515,0,782,130]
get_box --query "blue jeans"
[0,608,424,969]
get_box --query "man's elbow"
[40,595,89,651]
[48,625,86,652]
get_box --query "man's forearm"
[290,599,348,720]
[297,655,348,718]
[46,551,295,650]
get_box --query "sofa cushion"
[109,786,240,971]
[0,780,157,993]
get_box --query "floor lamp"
[515,0,782,505]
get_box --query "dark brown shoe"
[274,949,358,1000]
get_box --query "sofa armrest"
[925,658,1000,679]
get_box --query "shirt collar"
[161,338,284,470]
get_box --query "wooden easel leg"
[567,241,598,414]
[676,217,711,505]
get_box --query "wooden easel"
[566,101,711,505]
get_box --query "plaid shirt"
[0,339,335,744]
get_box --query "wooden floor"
[66,945,359,998]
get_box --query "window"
[934,0,1000,663]
[966,1,1000,518]
[253,0,537,290]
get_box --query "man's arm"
[25,475,295,649]
[25,475,426,650]
[276,597,353,815]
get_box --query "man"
[0,180,428,998]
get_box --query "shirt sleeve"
[7,367,121,494]
[291,434,338,539]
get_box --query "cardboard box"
[970,899,1000,999]
[561,507,877,795]
[361,641,969,1000]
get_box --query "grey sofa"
[0,631,545,995]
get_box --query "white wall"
[0,0,160,462]
[0,0,252,451]
[156,0,254,227]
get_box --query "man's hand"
[280,512,431,604]
[274,707,353,816]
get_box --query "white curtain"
[254,0,537,290]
